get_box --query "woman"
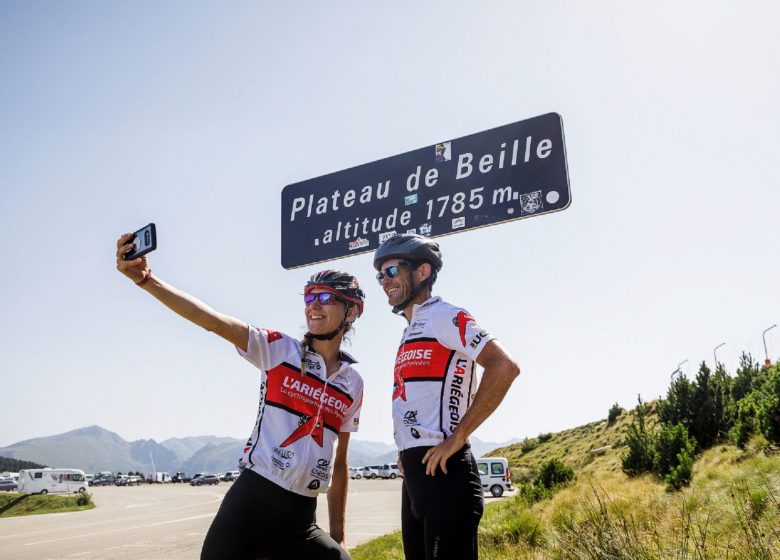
[116,232,365,560]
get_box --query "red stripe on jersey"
[265,366,352,435]
[394,340,451,381]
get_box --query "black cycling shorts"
[400,444,484,560]
[200,469,350,560]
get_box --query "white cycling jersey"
[392,296,494,451]
[236,326,363,497]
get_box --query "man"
[373,233,520,560]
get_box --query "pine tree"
[622,395,655,477]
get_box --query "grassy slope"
[351,405,780,559]
[0,492,95,517]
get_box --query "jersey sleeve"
[340,376,364,433]
[236,326,296,370]
[436,306,494,361]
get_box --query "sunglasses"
[376,261,412,283]
[304,292,341,306]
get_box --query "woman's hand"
[116,233,149,284]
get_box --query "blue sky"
[1,1,778,448]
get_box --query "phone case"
[124,223,157,260]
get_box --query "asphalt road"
[0,479,403,560]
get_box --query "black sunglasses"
[376,261,412,283]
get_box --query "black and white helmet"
[373,234,443,272]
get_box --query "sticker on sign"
[280,113,570,269]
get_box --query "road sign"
[281,112,570,268]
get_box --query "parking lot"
[0,478,404,560]
[0,477,516,559]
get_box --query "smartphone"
[123,223,157,260]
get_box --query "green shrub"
[521,438,539,453]
[733,395,760,448]
[519,481,553,504]
[536,458,575,490]
[608,403,624,425]
[622,395,655,476]
[75,492,93,507]
[664,446,694,491]
[654,423,696,478]
[538,432,552,443]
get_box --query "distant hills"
[0,426,518,474]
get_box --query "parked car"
[0,478,18,492]
[361,465,381,479]
[171,472,191,483]
[90,471,114,486]
[127,475,143,486]
[222,470,240,482]
[349,467,362,480]
[378,463,402,479]
[190,474,219,486]
[476,457,512,497]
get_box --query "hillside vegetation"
[353,357,780,559]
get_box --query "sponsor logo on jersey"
[281,376,350,413]
[394,340,450,386]
[273,447,295,460]
[307,479,321,490]
[403,410,419,426]
[470,331,488,349]
[280,413,325,448]
[272,447,294,470]
[348,237,369,251]
[310,458,331,481]
[410,427,421,439]
[265,329,283,343]
[396,348,433,363]
[453,311,475,346]
[305,358,322,371]
[448,358,468,431]
[393,372,407,401]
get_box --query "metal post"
[671,359,688,381]
[713,343,725,368]
[763,324,777,366]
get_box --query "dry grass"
[352,405,780,559]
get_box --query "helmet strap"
[391,267,431,315]
[307,305,351,341]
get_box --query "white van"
[476,457,512,497]
[18,468,88,494]
[378,463,402,479]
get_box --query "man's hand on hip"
[421,432,467,476]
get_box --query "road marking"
[25,513,215,546]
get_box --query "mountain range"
[0,426,518,474]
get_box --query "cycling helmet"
[373,234,443,272]
[304,270,365,317]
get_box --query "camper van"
[476,457,512,497]
[18,468,88,494]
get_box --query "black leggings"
[400,445,484,560]
[200,469,350,560]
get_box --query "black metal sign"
[281,112,570,269]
